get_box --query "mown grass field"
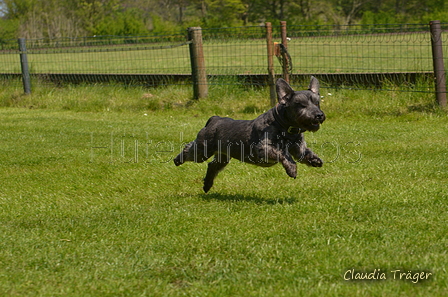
[0,80,447,296]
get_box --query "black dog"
[174,77,325,193]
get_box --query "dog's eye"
[312,99,320,107]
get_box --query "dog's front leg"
[302,148,323,167]
[264,146,297,178]
[289,142,323,168]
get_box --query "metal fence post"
[18,38,31,94]
[265,22,276,106]
[188,27,208,99]
[429,20,447,108]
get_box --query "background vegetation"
[0,0,447,41]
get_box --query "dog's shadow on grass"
[199,193,297,205]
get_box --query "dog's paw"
[203,179,213,193]
[173,154,183,166]
[284,163,297,178]
[308,156,323,167]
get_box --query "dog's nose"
[315,113,325,122]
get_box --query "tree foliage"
[0,0,446,39]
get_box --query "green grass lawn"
[0,82,447,296]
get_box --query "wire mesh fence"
[1,33,192,86]
[288,25,432,73]
[1,22,447,96]
[285,23,436,91]
[200,23,440,92]
[201,26,269,76]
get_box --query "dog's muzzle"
[309,112,325,131]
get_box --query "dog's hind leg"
[203,154,229,193]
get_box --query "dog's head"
[276,76,325,132]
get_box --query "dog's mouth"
[307,119,324,131]
[309,122,320,131]
[294,119,322,132]
[289,111,325,133]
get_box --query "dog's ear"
[276,78,294,105]
[308,76,320,95]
